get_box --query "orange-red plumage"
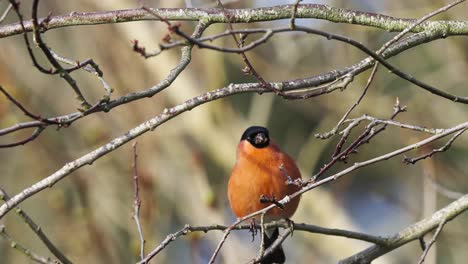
[228,140,301,220]
[227,126,302,264]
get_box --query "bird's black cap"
[241,126,270,148]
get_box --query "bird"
[228,126,302,264]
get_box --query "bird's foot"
[259,194,284,210]
[284,218,295,237]
[249,218,258,242]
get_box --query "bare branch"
[49,50,113,100]
[0,126,45,148]
[0,20,457,148]
[0,225,55,264]
[250,227,293,264]
[256,213,266,261]
[314,0,464,139]
[339,194,468,264]
[0,188,71,264]
[0,20,209,146]
[131,142,145,261]
[140,221,385,263]
[207,222,237,264]
[0,3,12,24]
[417,219,447,264]
[289,0,302,29]
[315,64,379,139]
[1,4,468,39]
[403,128,467,164]
[30,0,91,110]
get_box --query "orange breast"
[228,141,301,221]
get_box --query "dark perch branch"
[140,221,386,264]
[0,85,55,148]
[30,0,91,109]
[0,127,45,148]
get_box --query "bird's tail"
[261,227,285,264]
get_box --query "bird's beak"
[254,133,267,145]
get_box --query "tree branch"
[139,221,385,263]
[339,194,468,264]
[131,142,145,261]
[1,4,468,38]
[0,188,71,264]
[0,225,55,264]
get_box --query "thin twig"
[0,86,58,124]
[136,225,191,264]
[207,222,237,264]
[0,127,45,148]
[49,50,113,100]
[0,225,55,264]
[216,0,273,93]
[30,0,91,110]
[0,85,59,148]
[313,100,409,181]
[417,218,447,264]
[250,227,293,264]
[289,0,302,29]
[403,128,467,164]
[131,142,145,261]
[0,3,12,24]
[256,213,266,261]
[315,64,379,140]
[0,188,71,264]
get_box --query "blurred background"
[1,0,468,263]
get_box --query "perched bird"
[228,126,302,264]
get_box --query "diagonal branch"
[0,188,72,264]
[403,128,468,164]
[339,195,468,264]
[417,218,447,264]
[30,0,91,110]
[0,3,13,24]
[0,225,54,264]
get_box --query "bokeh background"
[1,0,468,263]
